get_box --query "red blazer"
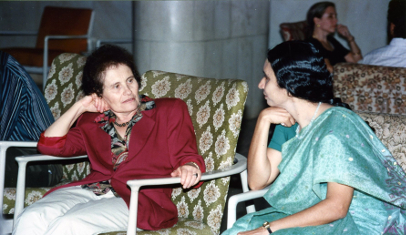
[38,98,205,230]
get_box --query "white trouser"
[12,186,129,235]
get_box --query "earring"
[317,24,320,27]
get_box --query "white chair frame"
[11,153,249,234]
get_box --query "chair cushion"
[279,21,308,41]
[333,63,406,114]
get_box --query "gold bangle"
[185,162,200,170]
[353,52,361,56]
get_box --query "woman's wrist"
[347,36,355,42]
[184,162,200,170]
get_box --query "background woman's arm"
[337,24,362,62]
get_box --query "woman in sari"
[223,41,406,234]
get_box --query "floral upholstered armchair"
[6,53,250,235]
[333,63,406,114]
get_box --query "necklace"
[296,102,322,139]
[114,120,130,127]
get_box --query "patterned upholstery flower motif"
[58,63,74,85]
[193,200,204,221]
[213,104,225,131]
[4,188,16,200]
[215,130,230,156]
[391,144,406,171]
[226,84,240,110]
[75,71,83,88]
[195,81,211,104]
[50,102,61,120]
[203,181,220,206]
[172,187,182,200]
[229,110,243,138]
[177,196,189,218]
[47,63,56,80]
[75,90,85,102]
[3,204,7,212]
[77,56,86,68]
[212,82,225,106]
[151,76,171,98]
[139,74,147,92]
[61,83,75,108]
[44,79,58,102]
[59,53,76,64]
[199,126,213,154]
[187,187,201,203]
[196,100,211,128]
[207,204,223,232]
[25,191,43,206]
[186,99,193,116]
[177,228,196,235]
[204,153,215,172]
[185,221,204,230]
[175,79,192,99]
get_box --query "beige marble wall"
[133,1,270,119]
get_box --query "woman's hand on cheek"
[80,94,110,113]
[237,227,269,235]
[260,106,295,127]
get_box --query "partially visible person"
[223,41,406,235]
[306,1,362,73]
[0,51,61,187]
[360,0,406,67]
[13,44,205,235]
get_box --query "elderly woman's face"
[102,64,140,115]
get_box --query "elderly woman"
[306,1,362,72]
[223,41,406,234]
[13,44,205,235]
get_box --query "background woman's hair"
[82,44,141,97]
[305,1,335,38]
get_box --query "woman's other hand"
[171,163,201,189]
[237,227,269,235]
[80,94,110,113]
[336,24,353,41]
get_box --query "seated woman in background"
[223,41,406,234]
[13,44,205,235]
[306,1,362,73]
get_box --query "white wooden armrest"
[126,153,247,235]
[13,154,88,223]
[227,186,269,229]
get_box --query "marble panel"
[231,0,270,38]
[134,40,151,75]
[149,41,205,77]
[214,1,231,40]
[193,1,215,41]
[221,39,238,80]
[203,40,222,79]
